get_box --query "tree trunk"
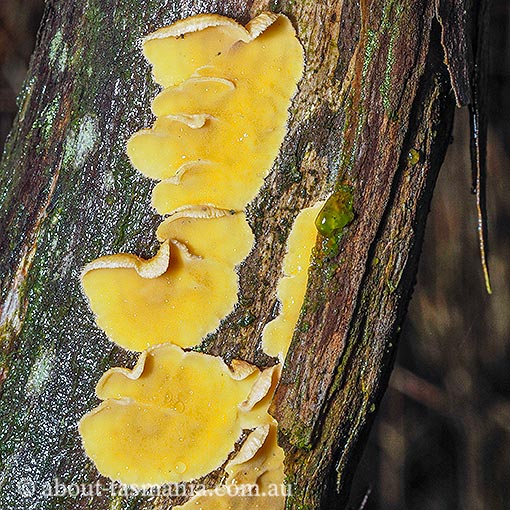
[0,0,477,508]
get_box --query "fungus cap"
[143,12,278,87]
[82,240,238,351]
[79,343,262,485]
[156,207,253,266]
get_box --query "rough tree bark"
[0,0,484,509]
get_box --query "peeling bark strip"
[435,0,472,107]
[435,0,492,293]
[0,0,484,509]
[468,0,492,294]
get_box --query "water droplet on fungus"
[174,461,187,474]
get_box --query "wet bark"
[0,0,483,509]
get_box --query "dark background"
[1,1,508,509]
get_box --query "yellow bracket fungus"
[141,13,276,88]
[262,203,324,360]
[127,13,304,212]
[82,239,238,351]
[156,207,254,266]
[79,343,277,486]
[175,423,285,510]
[79,11,306,500]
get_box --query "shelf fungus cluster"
[78,11,323,508]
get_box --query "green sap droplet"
[315,187,355,238]
[407,148,420,165]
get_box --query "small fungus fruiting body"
[142,14,255,88]
[81,239,238,351]
[262,203,324,360]
[156,208,254,266]
[79,343,277,485]
[175,424,285,510]
[315,186,355,238]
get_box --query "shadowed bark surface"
[0,0,484,509]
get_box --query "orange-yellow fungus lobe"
[156,207,253,266]
[262,202,324,360]
[127,13,304,213]
[151,160,260,214]
[151,76,235,117]
[79,344,262,485]
[143,14,260,87]
[81,240,237,351]
[175,423,285,510]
